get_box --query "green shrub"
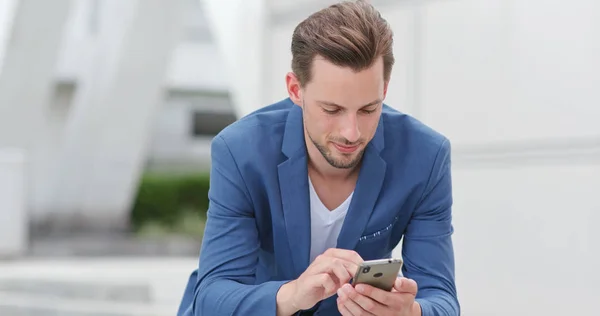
[130,172,210,233]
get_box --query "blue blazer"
[177,98,459,315]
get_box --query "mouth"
[332,142,360,154]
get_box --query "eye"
[322,108,340,115]
[361,108,377,114]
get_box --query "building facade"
[0,0,599,314]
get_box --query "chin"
[336,151,358,159]
[334,153,359,163]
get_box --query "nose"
[339,113,361,143]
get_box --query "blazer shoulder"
[215,99,292,144]
[211,98,293,164]
[381,105,449,151]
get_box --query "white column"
[0,149,27,257]
[46,0,185,232]
[201,0,267,118]
[0,0,71,148]
[28,0,94,222]
[0,0,72,246]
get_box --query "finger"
[337,300,356,316]
[309,255,357,282]
[343,284,385,315]
[310,255,355,276]
[311,273,337,297]
[393,277,418,295]
[307,257,339,275]
[342,260,360,278]
[337,283,349,302]
[324,248,364,266]
[331,262,352,286]
[355,283,395,306]
[341,290,376,316]
[325,253,360,277]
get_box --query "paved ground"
[0,257,198,316]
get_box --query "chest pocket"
[355,215,405,260]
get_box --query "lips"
[333,142,360,153]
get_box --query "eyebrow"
[317,99,382,108]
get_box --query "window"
[191,111,237,137]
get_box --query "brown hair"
[291,0,395,87]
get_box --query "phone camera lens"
[362,266,370,274]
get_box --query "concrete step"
[0,278,151,303]
[28,235,201,258]
[0,291,174,316]
[0,257,196,316]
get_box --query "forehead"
[305,56,385,107]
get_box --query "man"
[177,1,459,315]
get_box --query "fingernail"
[337,288,344,297]
[356,284,365,293]
[343,284,353,293]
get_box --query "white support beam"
[0,0,71,148]
[45,0,185,232]
[0,149,26,257]
[200,0,267,118]
[0,0,72,253]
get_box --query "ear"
[383,81,389,99]
[285,72,302,106]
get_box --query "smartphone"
[351,258,403,291]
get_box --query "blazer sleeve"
[180,135,289,316]
[402,138,461,315]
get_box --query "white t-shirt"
[309,177,354,263]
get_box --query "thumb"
[392,277,403,292]
[393,277,418,295]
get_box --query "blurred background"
[0,0,598,315]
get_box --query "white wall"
[166,42,230,91]
[420,0,600,143]
[419,0,600,314]
[264,0,600,314]
[262,19,294,104]
[0,0,18,72]
[452,163,600,315]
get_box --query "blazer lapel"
[277,101,387,274]
[278,103,311,277]
[336,116,386,251]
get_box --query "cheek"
[316,116,337,137]
[306,113,334,140]
[359,116,379,136]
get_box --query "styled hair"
[291,0,395,87]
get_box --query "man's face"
[289,56,387,169]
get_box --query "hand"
[276,248,363,315]
[336,277,420,316]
